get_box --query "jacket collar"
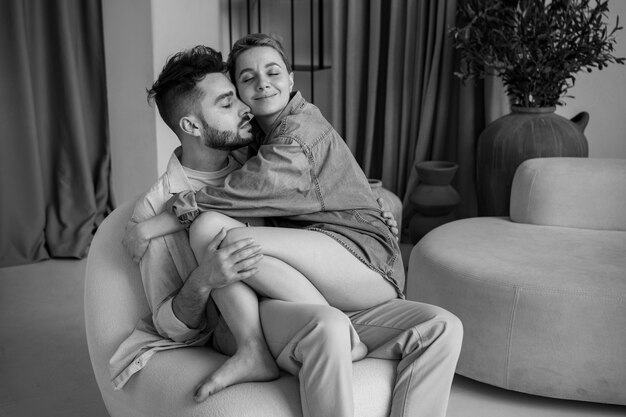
[266,91,304,139]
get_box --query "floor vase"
[476,106,589,216]
[408,161,460,243]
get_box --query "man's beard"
[200,121,254,151]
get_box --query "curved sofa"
[85,201,397,417]
[406,158,626,405]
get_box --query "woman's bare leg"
[189,219,282,401]
[193,283,279,402]
[225,226,398,310]
[190,212,397,311]
[190,212,328,305]
[189,212,368,360]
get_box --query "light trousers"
[214,299,462,417]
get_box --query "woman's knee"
[222,226,253,247]
[189,211,238,255]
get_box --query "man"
[113,45,463,417]
[111,45,367,402]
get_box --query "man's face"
[194,73,254,150]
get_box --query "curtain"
[330,0,507,235]
[0,0,112,267]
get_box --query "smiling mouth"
[255,93,277,100]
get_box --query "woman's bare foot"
[193,340,279,402]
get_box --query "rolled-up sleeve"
[132,184,206,343]
[153,295,206,342]
[138,231,206,342]
[166,190,200,225]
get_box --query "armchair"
[84,201,396,417]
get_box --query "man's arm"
[126,193,211,341]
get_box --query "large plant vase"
[476,107,589,217]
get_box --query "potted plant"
[450,0,625,216]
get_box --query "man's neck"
[180,146,229,173]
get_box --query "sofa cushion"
[510,158,626,231]
[406,217,626,404]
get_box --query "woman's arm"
[166,142,321,221]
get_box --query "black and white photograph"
[1,1,625,416]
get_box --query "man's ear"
[180,116,200,136]
[289,72,294,92]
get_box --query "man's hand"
[377,197,399,239]
[172,229,264,329]
[194,228,264,289]
[123,220,149,262]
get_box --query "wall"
[102,0,223,205]
[151,0,224,178]
[102,0,157,205]
[557,1,626,159]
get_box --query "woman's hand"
[377,197,399,239]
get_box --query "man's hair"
[147,45,227,133]
[227,33,292,83]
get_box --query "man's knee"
[434,308,463,356]
[308,306,353,346]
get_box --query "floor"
[0,258,624,417]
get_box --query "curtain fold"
[0,0,112,266]
[330,0,508,234]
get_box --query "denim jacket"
[168,92,404,295]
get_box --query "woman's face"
[233,46,294,130]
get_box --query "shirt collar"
[166,147,194,194]
[283,91,305,118]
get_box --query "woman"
[169,33,405,310]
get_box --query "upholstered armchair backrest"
[85,200,151,398]
[510,158,626,231]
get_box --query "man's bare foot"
[193,340,279,402]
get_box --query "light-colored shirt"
[108,147,242,390]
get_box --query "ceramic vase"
[476,107,589,216]
[368,179,403,234]
[408,161,460,244]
